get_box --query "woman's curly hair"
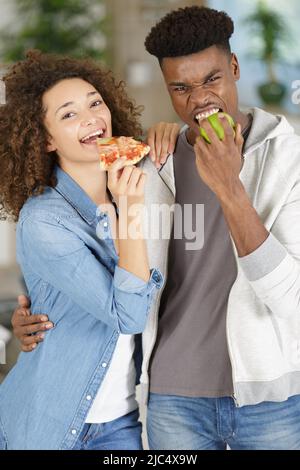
[145,6,234,62]
[0,50,143,221]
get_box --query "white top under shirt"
[85,334,138,423]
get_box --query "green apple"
[199,112,235,144]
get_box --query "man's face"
[161,46,240,139]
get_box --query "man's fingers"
[20,314,50,325]
[18,294,31,308]
[22,343,38,353]
[219,115,235,137]
[21,333,45,346]
[19,321,53,336]
[235,123,244,145]
[14,312,49,327]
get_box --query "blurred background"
[1,0,300,380]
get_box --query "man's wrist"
[217,179,248,210]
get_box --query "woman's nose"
[81,115,97,127]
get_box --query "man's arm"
[11,295,54,352]
[219,180,269,257]
[194,117,269,256]
[194,116,300,318]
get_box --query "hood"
[244,107,296,156]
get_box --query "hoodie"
[139,107,300,407]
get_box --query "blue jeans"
[73,409,142,450]
[147,393,300,450]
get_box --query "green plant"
[0,0,109,63]
[245,0,287,83]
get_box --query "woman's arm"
[107,158,149,282]
[20,208,161,335]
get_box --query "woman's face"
[43,77,112,166]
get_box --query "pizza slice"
[97,136,150,170]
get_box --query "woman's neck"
[60,161,109,206]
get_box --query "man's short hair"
[145,6,234,62]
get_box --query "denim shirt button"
[103,222,108,228]
[86,395,92,401]
[71,429,77,435]
[101,362,107,368]
[153,272,162,283]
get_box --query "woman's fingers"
[168,123,180,154]
[146,122,180,166]
[155,123,180,168]
[136,173,147,193]
[147,126,156,163]
[128,167,142,191]
[107,157,127,185]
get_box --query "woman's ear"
[47,138,56,153]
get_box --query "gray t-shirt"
[149,131,238,397]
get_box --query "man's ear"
[231,53,240,81]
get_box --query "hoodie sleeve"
[238,178,300,318]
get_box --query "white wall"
[0,222,16,267]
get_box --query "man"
[11,6,300,450]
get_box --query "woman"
[0,50,165,450]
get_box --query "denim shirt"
[0,166,163,450]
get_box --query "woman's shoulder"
[18,186,78,224]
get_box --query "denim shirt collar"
[54,165,98,225]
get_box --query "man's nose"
[189,84,208,106]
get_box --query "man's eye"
[173,86,187,94]
[206,76,220,84]
[91,100,102,107]
[62,112,75,120]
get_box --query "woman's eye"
[91,100,102,107]
[62,112,75,120]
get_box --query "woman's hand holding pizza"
[107,158,146,209]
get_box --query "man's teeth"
[81,130,104,142]
[195,108,220,122]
